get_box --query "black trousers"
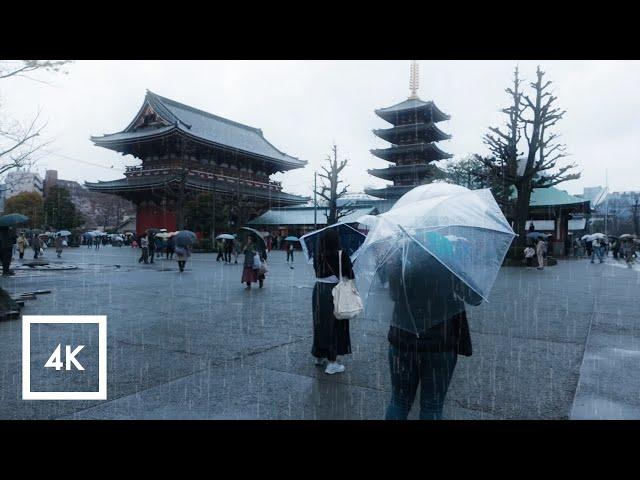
[1,247,13,274]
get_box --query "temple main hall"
[87,91,307,235]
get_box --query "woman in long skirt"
[241,237,258,289]
[311,228,354,375]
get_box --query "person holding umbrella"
[17,231,28,260]
[311,228,354,374]
[353,183,515,419]
[54,233,65,258]
[241,236,258,288]
[286,240,295,266]
[173,230,196,272]
[0,227,16,276]
[138,233,149,264]
[536,238,547,270]
[383,236,482,419]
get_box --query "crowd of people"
[0,228,70,276]
[573,235,637,268]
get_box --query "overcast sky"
[1,60,638,198]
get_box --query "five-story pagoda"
[366,61,452,202]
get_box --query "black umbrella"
[239,227,267,254]
[300,222,366,264]
[0,213,29,227]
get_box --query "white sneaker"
[324,362,345,375]
[314,357,327,366]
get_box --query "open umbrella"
[239,227,267,254]
[216,233,236,240]
[57,230,72,237]
[585,233,606,242]
[173,230,197,247]
[284,236,299,241]
[0,213,29,227]
[527,231,548,240]
[300,222,366,264]
[619,234,636,240]
[154,232,172,239]
[353,184,515,334]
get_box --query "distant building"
[4,170,43,197]
[42,169,136,230]
[248,192,382,237]
[578,186,640,235]
[43,169,58,196]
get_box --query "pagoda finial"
[408,60,420,99]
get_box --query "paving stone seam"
[568,268,604,419]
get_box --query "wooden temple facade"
[87,91,307,235]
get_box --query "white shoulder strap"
[338,250,343,281]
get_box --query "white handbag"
[332,250,363,320]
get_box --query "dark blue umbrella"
[300,222,366,264]
[173,230,197,247]
[0,213,29,227]
[526,231,548,240]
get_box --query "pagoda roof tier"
[367,163,444,181]
[91,91,306,171]
[370,142,452,162]
[375,98,450,125]
[373,122,451,144]
[364,185,415,200]
[85,172,308,206]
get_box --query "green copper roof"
[510,186,590,207]
[248,206,378,226]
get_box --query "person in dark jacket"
[166,236,175,260]
[311,228,354,375]
[32,234,41,259]
[0,227,16,276]
[384,239,482,420]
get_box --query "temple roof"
[367,163,444,181]
[370,142,452,162]
[375,98,450,124]
[364,184,415,199]
[85,173,308,205]
[247,205,378,227]
[373,122,451,144]
[510,186,591,209]
[91,91,306,170]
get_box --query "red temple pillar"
[136,200,177,235]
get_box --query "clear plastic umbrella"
[352,184,515,333]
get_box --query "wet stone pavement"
[0,246,638,419]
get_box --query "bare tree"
[0,60,72,179]
[0,60,71,82]
[315,144,354,225]
[480,65,580,250]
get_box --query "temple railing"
[124,166,282,191]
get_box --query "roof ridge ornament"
[408,60,420,100]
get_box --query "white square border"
[22,315,107,400]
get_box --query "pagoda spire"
[408,60,420,99]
